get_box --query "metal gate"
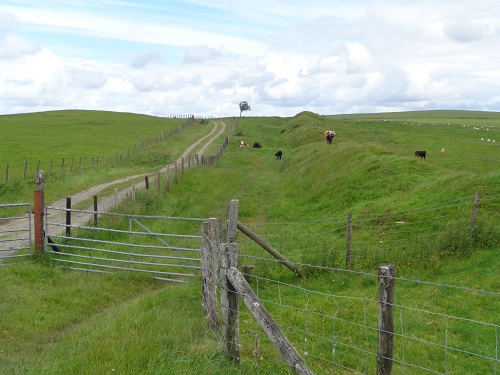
[0,203,32,263]
[45,206,209,282]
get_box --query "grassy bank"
[1,110,499,374]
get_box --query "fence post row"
[220,199,240,363]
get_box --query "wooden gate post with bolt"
[33,170,46,255]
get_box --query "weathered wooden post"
[65,197,71,237]
[33,170,46,255]
[145,176,149,190]
[201,218,220,330]
[175,162,178,183]
[166,166,170,192]
[221,200,240,363]
[470,191,480,230]
[377,263,396,375]
[346,212,352,267]
[93,195,98,227]
[132,181,136,202]
[156,171,161,193]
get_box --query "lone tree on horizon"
[239,101,251,117]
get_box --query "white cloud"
[183,45,223,64]
[1,1,500,117]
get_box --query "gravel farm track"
[0,120,227,257]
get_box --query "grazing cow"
[414,150,428,159]
[275,150,283,159]
[441,148,445,155]
[240,141,249,147]
[325,130,336,144]
[253,142,262,148]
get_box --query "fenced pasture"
[202,199,499,374]
[1,112,194,183]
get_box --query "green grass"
[1,109,499,374]
[0,111,215,208]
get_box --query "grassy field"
[0,110,499,374]
[0,110,214,206]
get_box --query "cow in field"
[275,150,283,159]
[325,130,336,144]
[240,141,249,147]
[253,142,262,148]
[414,150,428,159]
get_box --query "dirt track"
[0,120,227,255]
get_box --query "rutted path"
[0,120,227,255]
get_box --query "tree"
[239,101,251,117]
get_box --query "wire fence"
[202,197,499,374]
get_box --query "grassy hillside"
[0,110,499,374]
[0,110,214,206]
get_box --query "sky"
[1,0,500,118]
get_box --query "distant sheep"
[275,150,283,159]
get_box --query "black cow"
[414,150,428,159]
[275,150,283,159]
[253,142,262,148]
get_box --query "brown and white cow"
[240,141,249,147]
[325,130,336,144]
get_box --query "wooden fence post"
[470,191,480,230]
[33,189,44,255]
[175,162,178,183]
[156,171,160,193]
[201,218,220,330]
[346,212,352,268]
[132,181,136,202]
[377,263,396,375]
[93,195,98,227]
[145,176,149,190]
[66,197,71,237]
[220,200,240,363]
[166,166,170,192]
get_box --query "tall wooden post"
[93,195,98,226]
[33,170,46,255]
[346,212,353,267]
[201,218,220,330]
[33,190,44,254]
[221,200,240,363]
[470,191,480,230]
[65,198,71,237]
[377,264,396,375]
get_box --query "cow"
[275,150,283,159]
[253,142,262,148]
[240,141,249,147]
[325,130,336,144]
[414,150,428,159]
